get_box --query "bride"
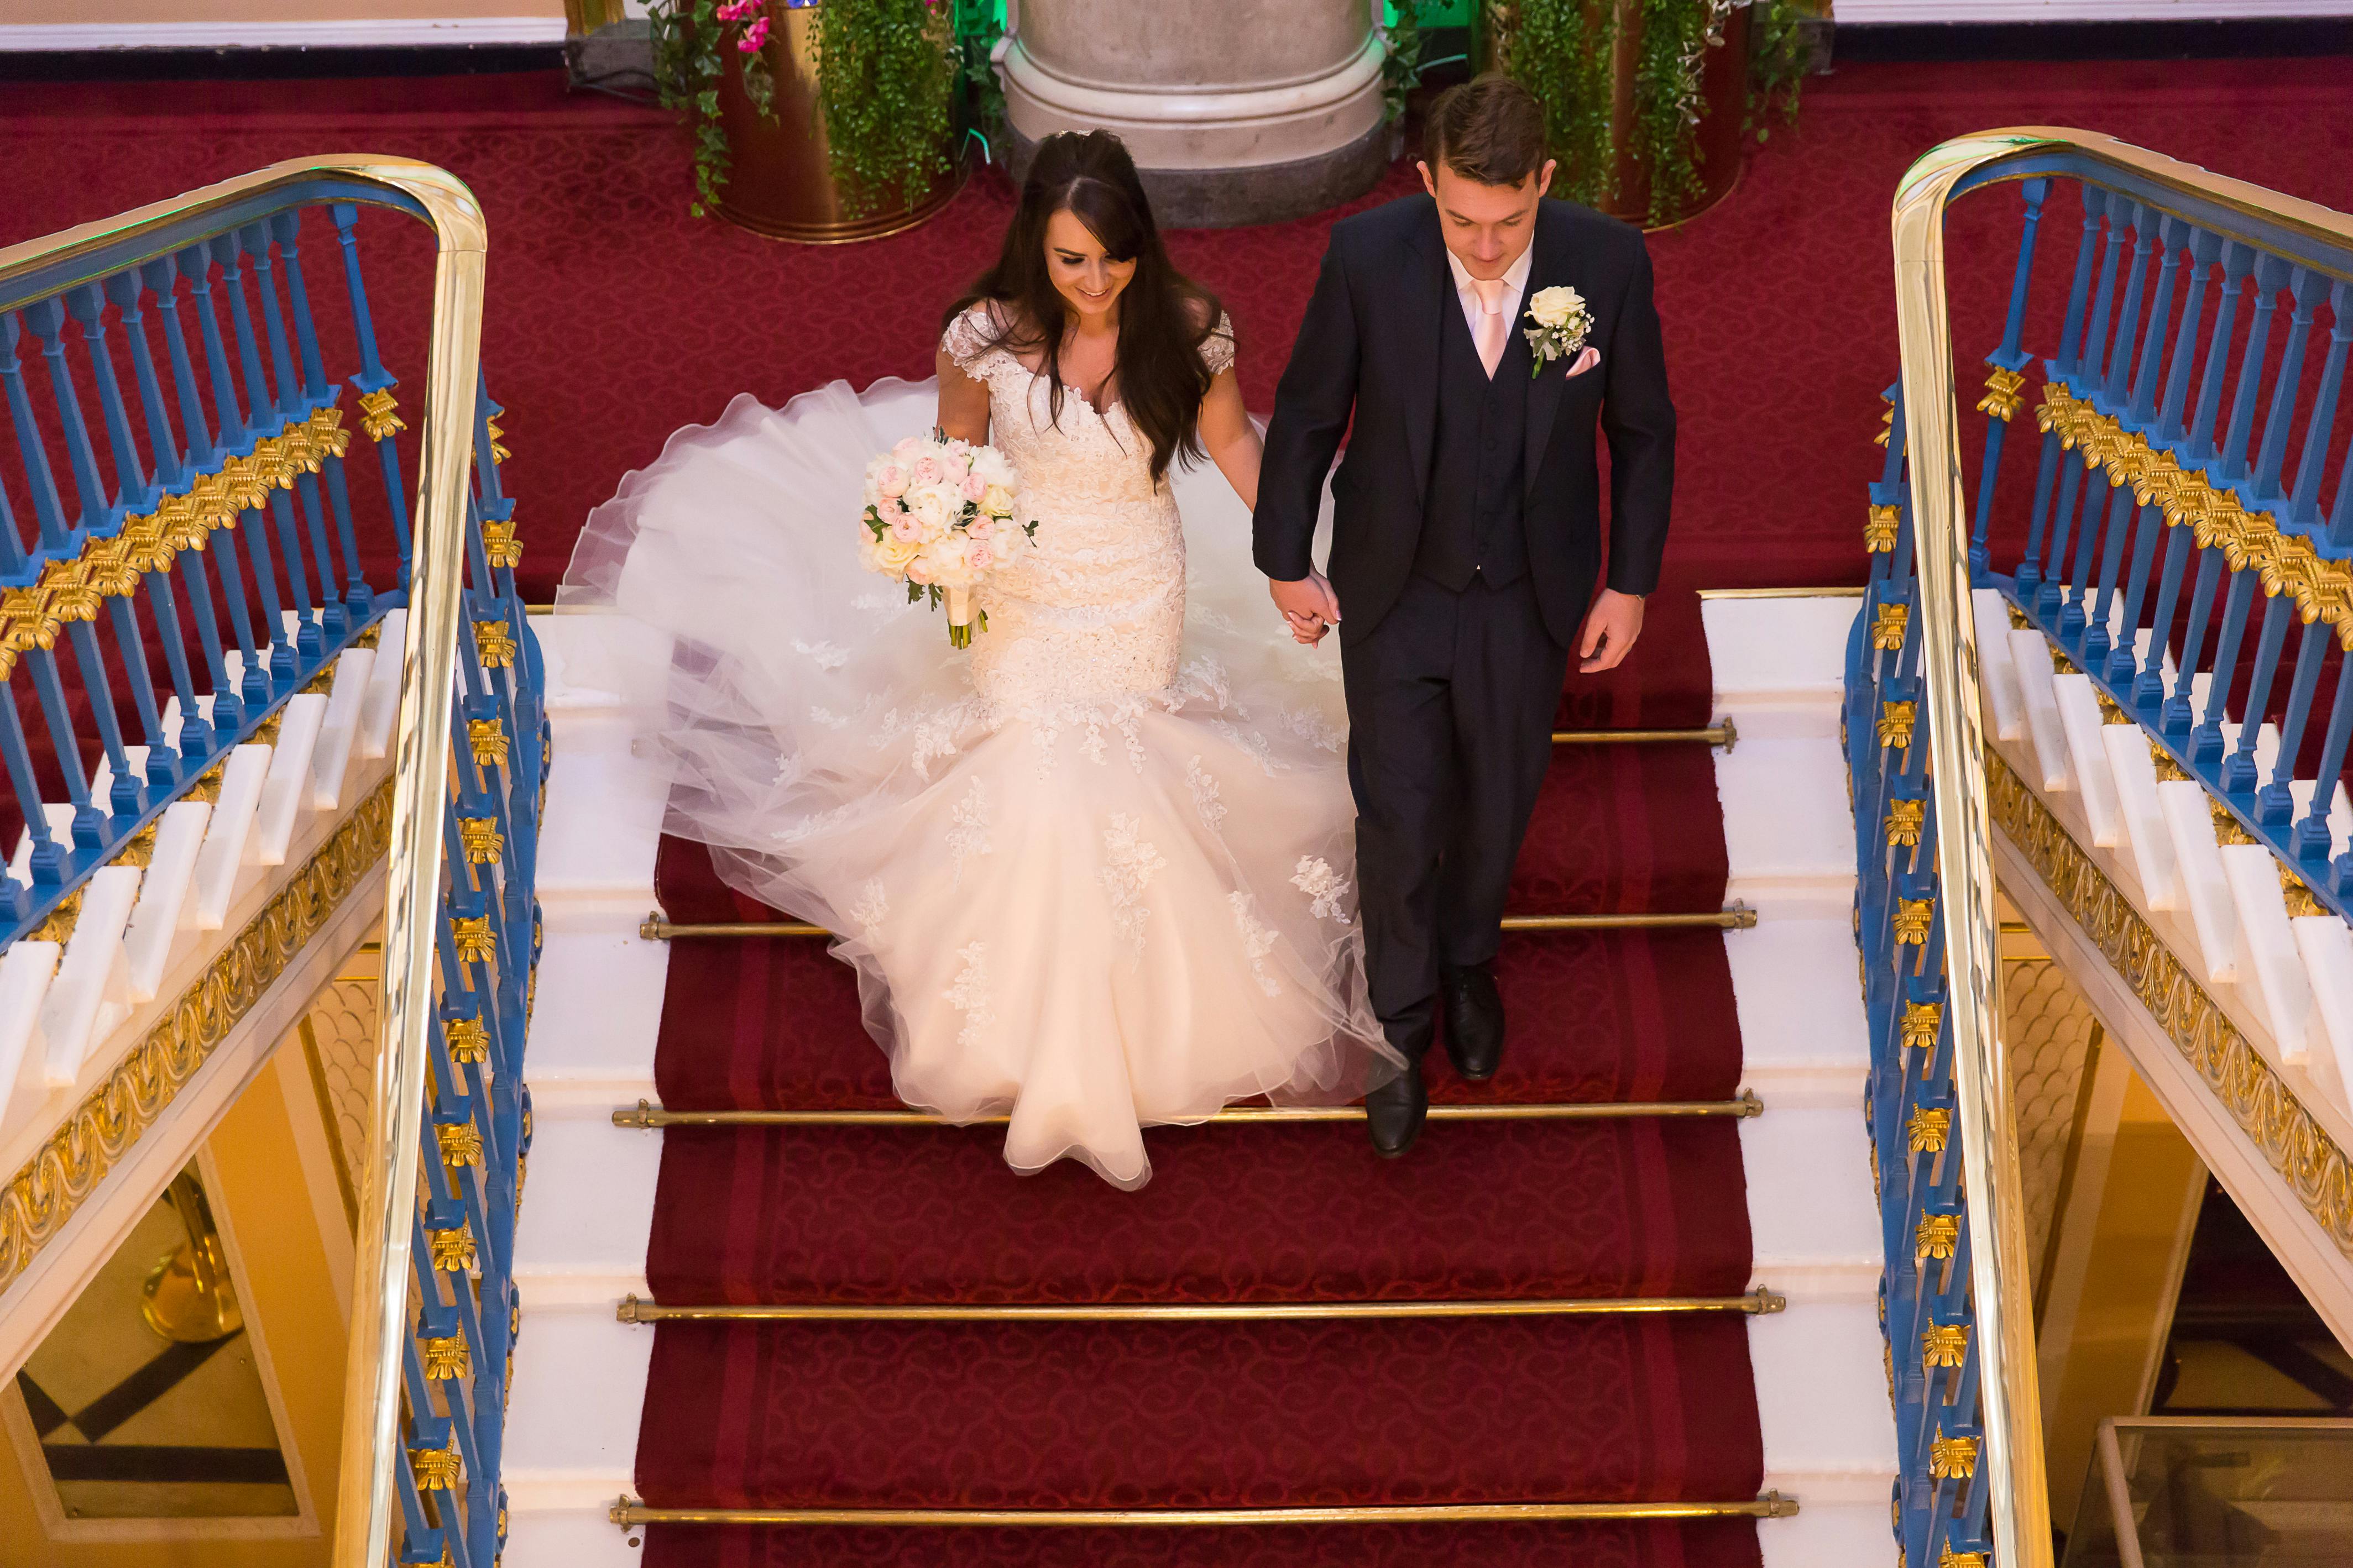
[561,130,1400,1188]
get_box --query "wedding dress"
[560,306,1400,1188]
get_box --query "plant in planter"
[649,0,974,222]
[1486,0,1810,227]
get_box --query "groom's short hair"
[1424,75,1548,189]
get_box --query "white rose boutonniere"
[1523,284,1592,380]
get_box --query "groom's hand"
[1271,573,1341,646]
[1577,589,1646,673]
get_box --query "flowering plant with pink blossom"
[651,0,979,223]
[858,432,1031,648]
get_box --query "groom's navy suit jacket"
[1253,193,1676,648]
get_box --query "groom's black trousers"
[1341,568,1573,1050]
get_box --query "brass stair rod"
[611,1494,1803,1528]
[614,1089,1764,1129]
[1550,716,1736,749]
[618,1288,1786,1323]
[642,904,1759,941]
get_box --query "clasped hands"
[1267,573,1648,673]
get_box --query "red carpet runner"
[630,590,1764,1566]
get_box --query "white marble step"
[311,647,374,810]
[0,941,61,1129]
[121,801,210,1003]
[38,865,140,1089]
[1719,737,1858,919]
[1702,596,1859,740]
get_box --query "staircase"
[501,586,1898,1567]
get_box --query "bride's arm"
[937,352,991,444]
[1199,369,1261,511]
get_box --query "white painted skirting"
[1835,0,2353,20]
[0,18,568,51]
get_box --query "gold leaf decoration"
[1922,1322,1968,1368]
[428,1224,478,1273]
[421,1333,471,1380]
[1916,1213,1959,1260]
[1886,798,1926,848]
[458,816,504,864]
[1878,701,1918,749]
[1929,1431,1979,1479]
[1894,897,1936,945]
[1873,602,1910,651]
[1906,1105,1951,1154]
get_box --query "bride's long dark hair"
[946,130,1223,484]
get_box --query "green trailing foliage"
[1381,1,1426,125]
[810,0,960,218]
[1494,0,1809,226]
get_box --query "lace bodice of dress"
[941,303,1236,712]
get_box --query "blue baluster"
[271,211,372,617]
[18,300,114,538]
[185,243,295,686]
[0,688,65,883]
[2156,229,2223,445]
[242,221,346,641]
[146,257,265,709]
[2213,255,2292,490]
[217,233,322,663]
[2257,620,2328,825]
[2074,190,2127,391]
[332,202,415,588]
[2098,200,2156,414]
[2248,265,2326,510]
[2287,280,2351,532]
[2221,591,2293,795]
[2294,652,2353,863]
[1969,179,2049,575]
[0,311,74,557]
[2183,243,2257,469]
[2194,569,2257,763]
[2136,522,2194,709]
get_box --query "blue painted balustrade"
[1853,137,2353,1567]
[1,168,543,1568]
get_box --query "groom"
[1253,75,1676,1156]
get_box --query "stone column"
[1000,0,1390,227]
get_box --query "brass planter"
[712,3,966,244]
[1481,0,1751,230]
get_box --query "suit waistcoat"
[1413,280,1533,590]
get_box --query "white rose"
[981,483,1016,517]
[1528,285,1585,329]
[907,487,948,532]
[874,536,921,573]
[970,448,1017,490]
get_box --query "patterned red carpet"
[9,52,2349,1566]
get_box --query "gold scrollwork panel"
[1986,751,2353,1259]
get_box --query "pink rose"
[967,542,994,570]
[962,473,988,501]
[966,515,995,540]
[888,512,922,542]
[893,436,922,459]
[906,555,936,585]
[912,458,943,485]
[875,465,908,499]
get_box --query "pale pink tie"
[1470,276,1510,379]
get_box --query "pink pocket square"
[1563,345,1601,379]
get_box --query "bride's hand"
[1286,609,1329,646]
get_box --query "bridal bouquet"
[858,433,1031,649]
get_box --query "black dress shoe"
[1441,963,1504,1082]
[1364,1057,1428,1158]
